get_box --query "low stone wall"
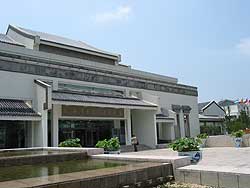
[205,134,250,147]
[0,152,87,167]
[0,147,104,167]
[176,167,250,188]
[0,162,173,188]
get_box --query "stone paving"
[184,147,250,173]
[115,147,250,173]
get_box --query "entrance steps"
[176,165,250,188]
[120,144,152,153]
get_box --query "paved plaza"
[94,147,250,172]
[183,147,250,173]
[119,147,250,172]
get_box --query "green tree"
[226,111,250,133]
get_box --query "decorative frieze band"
[172,105,192,113]
[0,55,198,96]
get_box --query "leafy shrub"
[95,137,120,151]
[197,133,208,139]
[200,124,223,135]
[95,139,109,150]
[169,137,201,152]
[231,130,244,138]
[59,138,82,147]
[108,137,120,151]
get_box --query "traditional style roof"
[7,25,119,59]
[52,91,157,109]
[0,99,40,117]
[199,114,225,122]
[198,101,210,113]
[0,34,24,47]
[199,101,225,114]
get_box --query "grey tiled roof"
[0,99,40,117]
[13,25,118,57]
[52,91,157,108]
[198,101,210,113]
[0,34,24,47]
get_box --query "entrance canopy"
[156,114,175,123]
[52,91,158,110]
[0,99,41,121]
[199,114,225,122]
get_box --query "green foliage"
[59,138,82,147]
[231,130,244,138]
[200,124,223,135]
[95,137,120,151]
[169,137,201,152]
[197,133,208,139]
[226,111,250,133]
[95,139,108,150]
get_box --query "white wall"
[145,90,200,138]
[0,71,35,101]
[131,109,157,148]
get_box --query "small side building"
[198,101,225,135]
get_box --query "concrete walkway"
[91,148,190,169]
[177,147,250,174]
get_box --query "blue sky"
[0,0,249,102]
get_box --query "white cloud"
[236,37,250,55]
[94,5,132,23]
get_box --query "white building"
[218,99,250,118]
[0,25,199,149]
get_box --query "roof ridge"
[10,25,119,58]
[10,25,34,37]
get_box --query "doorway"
[59,120,125,147]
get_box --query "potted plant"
[197,133,208,148]
[231,130,244,148]
[59,138,82,147]
[96,137,121,154]
[170,137,202,162]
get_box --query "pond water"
[0,159,128,182]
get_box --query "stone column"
[125,108,132,145]
[52,104,61,147]
[33,81,48,147]
[179,110,186,137]
[170,123,176,141]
